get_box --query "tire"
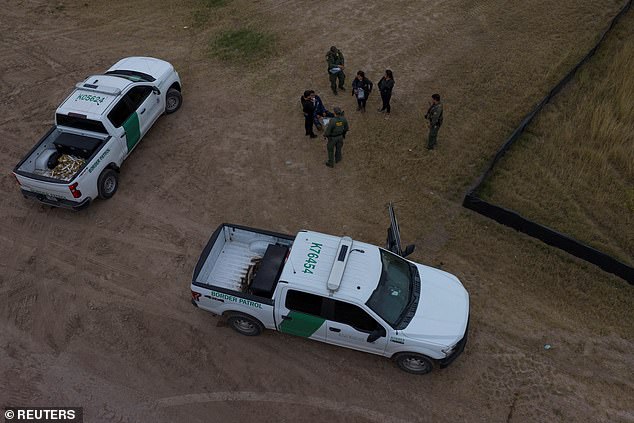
[394,353,433,375]
[226,314,263,336]
[165,88,182,114]
[97,168,119,200]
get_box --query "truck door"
[324,299,388,355]
[107,91,138,155]
[134,85,162,136]
[386,202,415,258]
[107,85,161,156]
[275,288,327,343]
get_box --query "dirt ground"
[1,1,633,422]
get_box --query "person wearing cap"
[424,94,443,149]
[323,107,349,167]
[326,46,346,95]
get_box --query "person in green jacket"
[323,107,349,167]
[425,94,443,149]
[326,46,346,95]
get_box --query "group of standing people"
[303,45,445,168]
[327,46,396,116]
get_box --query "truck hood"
[107,57,174,82]
[401,265,469,345]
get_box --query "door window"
[107,86,153,128]
[331,300,380,333]
[126,86,152,109]
[285,291,382,334]
[285,290,325,317]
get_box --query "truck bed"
[194,225,294,298]
[14,126,107,183]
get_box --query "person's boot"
[325,161,334,167]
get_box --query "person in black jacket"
[377,69,395,115]
[300,90,317,138]
[352,71,373,112]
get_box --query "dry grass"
[481,9,634,266]
[210,29,276,62]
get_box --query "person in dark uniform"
[301,90,317,138]
[310,90,334,130]
[352,71,373,112]
[326,46,346,95]
[424,94,443,149]
[323,107,349,167]
[377,69,395,115]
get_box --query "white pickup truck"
[191,206,470,375]
[13,57,182,210]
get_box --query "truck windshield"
[105,70,156,82]
[366,249,415,328]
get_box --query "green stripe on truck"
[123,112,140,151]
[279,311,325,338]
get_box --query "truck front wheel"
[98,169,119,199]
[165,88,182,114]
[394,353,433,375]
[227,314,263,336]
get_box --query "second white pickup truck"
[191,206,470,375]
[13,57,182,210]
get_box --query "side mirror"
[152,87,161,95]
[367,327,386,343]
[402,244,415,258]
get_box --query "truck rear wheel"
[394,353,433,375]
[98,169,119,199]
[165,88,182,114]
[227,314,263,336]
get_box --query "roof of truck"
[280,230,383,304]
[56,57,176,119]
[107,56,174,81]
[57,75,132,117]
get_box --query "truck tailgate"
[16,174,76,202]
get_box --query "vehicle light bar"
[327,236,353,292]
[74,82,121,96]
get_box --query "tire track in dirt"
[155,391,414,423]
